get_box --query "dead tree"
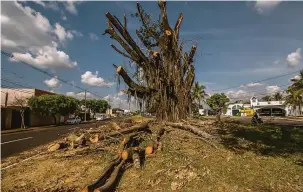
[103,1,197,122]
[12,95,28,129]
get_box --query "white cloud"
[44,76,62,89]
[103,92,139,111]
[273,60,279,65]
[11,44,77,69]
[64,1,81,15]
[61,15,67,21]
[32,1,59,11]
[290,75,301,81]
[66,91,94,99]
[241,82,264,88]
[89,33,100,41]
[1,1,78,69]
[81,71,114,87]
[266,85,281,93]
[286,48,301,68]
[54,23,74,43]
[254,1,281,15]
[226,90,251,99]
[1,14,10,24]
[71,30,83,37]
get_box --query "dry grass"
[1,119,303,192]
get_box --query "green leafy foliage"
[273,92,283,101]
[285,70,303,115]
[28,95,79,124]
[130,6,164,50]
[83,99,109,115]
[191,82,206,108]
[206,93,229,113]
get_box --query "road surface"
[223,116,303,126]
[1,122,98,158]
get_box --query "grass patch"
[1,121,302,192]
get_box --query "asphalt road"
[1,122,98,158]
[223,116,303,126]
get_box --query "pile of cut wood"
[45,118,216,192]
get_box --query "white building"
[225,96,302,117]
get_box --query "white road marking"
[1,153,43,170]
[1,137,33,145]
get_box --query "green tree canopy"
[191,82,206,107]
[206,93,229,113]
[273,92,283,101]
[84,99,109,116]
[285,71,303,115]
[28,95,79,125]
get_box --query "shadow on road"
[217,122,303,157]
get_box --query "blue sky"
[1,1,303,108]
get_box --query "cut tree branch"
[174,13,183,41]
[165,122,215,140]
[137,2,159,39]
[113,64,153,93]
[105,12,149,65]
[158,1,171,30]
[104,29,140,63]
[110,44,133,60]
[99,122,150,140]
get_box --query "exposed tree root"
[94,160,125,192]
[165,122,214,139]
[165,122,218,148]
[81,157,122,192]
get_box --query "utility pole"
[84,90,87,122]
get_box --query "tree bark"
[20,109,25,129]
[52,115,57,125]
[165,122,214,140]
[94,160,125,192]
[82,157,122,192]
[104,2,197,122]
[98,122,149,140]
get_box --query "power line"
[213,69,302,92]
[228,85,290,100]
[1,50,106,99]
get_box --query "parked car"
[65,117,81,124]
[96,115,105,121]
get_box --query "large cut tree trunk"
[103,1,197,122]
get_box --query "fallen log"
[132,151,141,169]
[165,122,214,140]
[108,122,121,130]
[166,122,218,148]
[89,134,99,143]
[99,122,149,140]
[94,160,125,192]
[47,142,67,152]
[82,157,122,192]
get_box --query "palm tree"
[273,92,283,101]
[290,70,303,90]
[191,82,206,109]
[285,88,303,115]
[262,95,272,102]
[287,70,303,115]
